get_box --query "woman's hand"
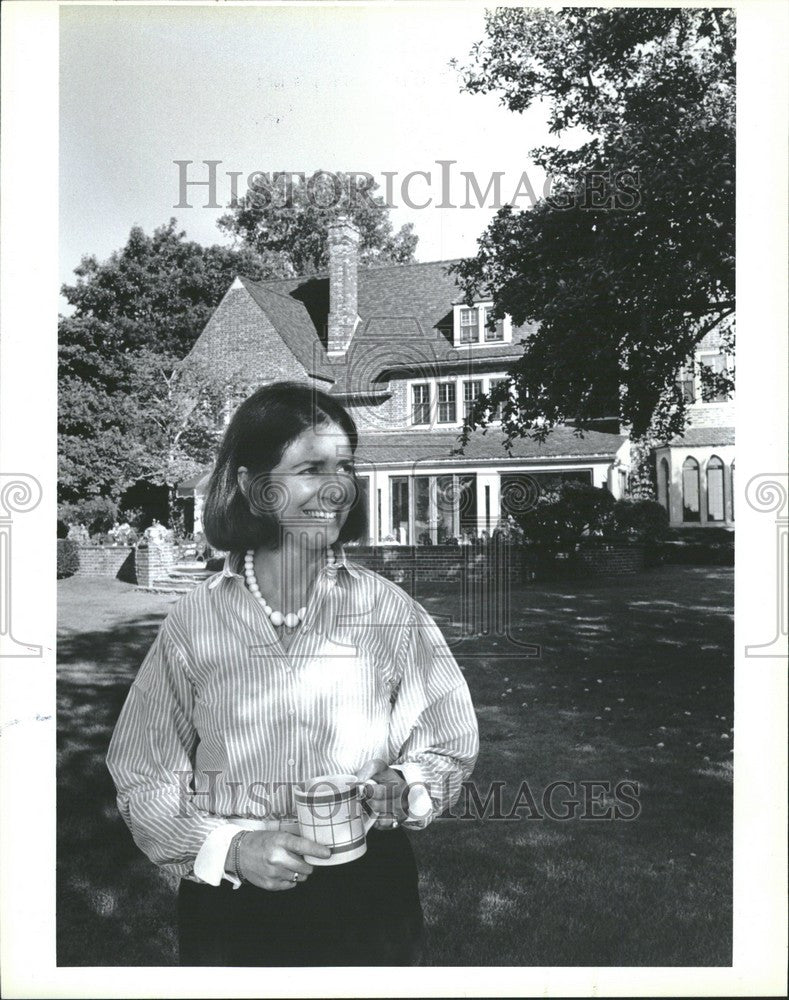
[234,831,331,891]
[356,758,409,829]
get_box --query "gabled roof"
[233,260,533,394]
[238,277,334,380]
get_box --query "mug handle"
[360,781,378,833]
[361,797,378,833]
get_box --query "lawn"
[57,564,733,966]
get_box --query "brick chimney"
[326,216,360,356]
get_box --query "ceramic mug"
[294,772,377,865]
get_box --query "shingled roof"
[666,426,735,447]
[235,261,533,394]
[354,426,626,466]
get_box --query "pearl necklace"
[244,548,335,629]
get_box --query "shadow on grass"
[57,567,733,967]
[58,614,179,966]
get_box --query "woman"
[107,381,479,966]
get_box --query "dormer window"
[459,308,479,344]
[453,302,512,347]
[482,306,504,341]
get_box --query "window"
[730,460,735,520]
[677,366,696,404]
[706,456,725,522]
[437,382,456,423]
[412,383,430,425]
[354,476,370,544]
[454,302,512,346]
[414,476,431,545]
[700,352,729,403]
[463,380,482,420]
[483,307,504,342]
[489,378,507,420]
[659,457,670,513]
[682,457,701,522]
[390,477,409,544]
[459,308,479,344]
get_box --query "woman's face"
[244,421,356,549]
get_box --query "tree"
[58,321,144,513]
[217,171,418,275]
[120,350,260,527]
[451,7,735,448]
[62,219,271,359]
[59,190,419,526]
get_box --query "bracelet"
[228,831,249,884]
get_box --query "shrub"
[118,507,146,531]
[57,539,80,579]
[609,499,669,543]
[58,497,119,535]
[516,483,616,553]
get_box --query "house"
[178,217,732,543]
[654,326,735,529]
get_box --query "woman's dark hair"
[203,381,367,552]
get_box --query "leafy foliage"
[515,482,669,554]
[217,171,418,275]
[517,482,616,552]
[452,7,735,443]
[611,498,670,543]
[59,192,418,523]
[62,219,270,359]
[57,539,80,579]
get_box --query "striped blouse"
[106,549,479,883]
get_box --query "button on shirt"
[106,550,480,885]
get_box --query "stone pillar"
[135,540,176,588]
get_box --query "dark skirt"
[178,827,424,966]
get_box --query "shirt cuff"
[391,763,434,829]
[194,824,247,888]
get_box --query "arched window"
[730,459,735,521]
[682,457,701,522]
[659,458,670,512]
[706,455,725,522]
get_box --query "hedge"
[57,539,80,579]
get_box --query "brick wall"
[75,544,136,581]
[134,541,176,588]
[188,284,314,383]
[573,541,645,575]
[346,543,535,583]
[347,387,405,433]
[346,542,645,582]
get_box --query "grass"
[57,565,733,966]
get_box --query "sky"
[59,2,554,307]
